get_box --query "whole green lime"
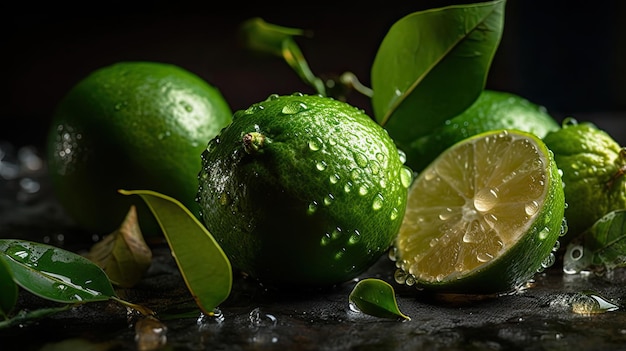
[543,120,626,241]
[46,61,232,236]
[406,90,560,171]
[196,93,413,287]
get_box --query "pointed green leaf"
[0,257,18,318]
[120,189,232,314]
[349,278,410,321]
[371,0,505,148]
[0,239,116,303]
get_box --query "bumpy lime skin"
[543,121,626,241]
[197,93,411,288]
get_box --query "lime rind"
[393,129,565,294]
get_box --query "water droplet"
[397,149,407,164]
[572,291,619,314]
[400,166,413,188]
[474,187,498,212]
[307,201,318,215]
[316,161,327,171]
[562,117,578,127]
[320,233,331,246]
[331,227,342,240]
[559,217,569,237]
[20,178,40,194]
[323,194,334,206]
[538,226,551,240]
[429,238,439,248]
[540,252,556,269]
[353,152,368,168]
[308,137,323,151]
[390,208,399,221]
[344,182,353,193]
[394,269,408,284]
[281,101,308,115]
[350,168,362,180]
[424,168,437,181]
[563,244,591,274]
[476,252,494,263]
[329,174,340,185]
[438,207,454,221]
[372,193,384,210]
[334,249,345,260]
[369,160,380,175]
[266,94,280,101]
[525,201,539,216]
[348,230,361,244]
[358,185,369,196]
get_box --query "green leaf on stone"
[120,189,232,315]
[349,278,410,321]
[371,0,505,152]
[0,257,18,318]
[0,239,116,304]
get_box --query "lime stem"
[243,132,266,154]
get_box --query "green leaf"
[564,209,626,274]
[0,239,116,303]
[349,278,410,321]
[120,189,232,315]
[371,0,505,148]
[0,257,18,318]
[239,17,326,95]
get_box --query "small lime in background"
[543,119,626,242]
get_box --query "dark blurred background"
[4,0,626,149]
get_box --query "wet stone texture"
[1,142,626,351]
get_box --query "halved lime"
[391,129,566,294]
